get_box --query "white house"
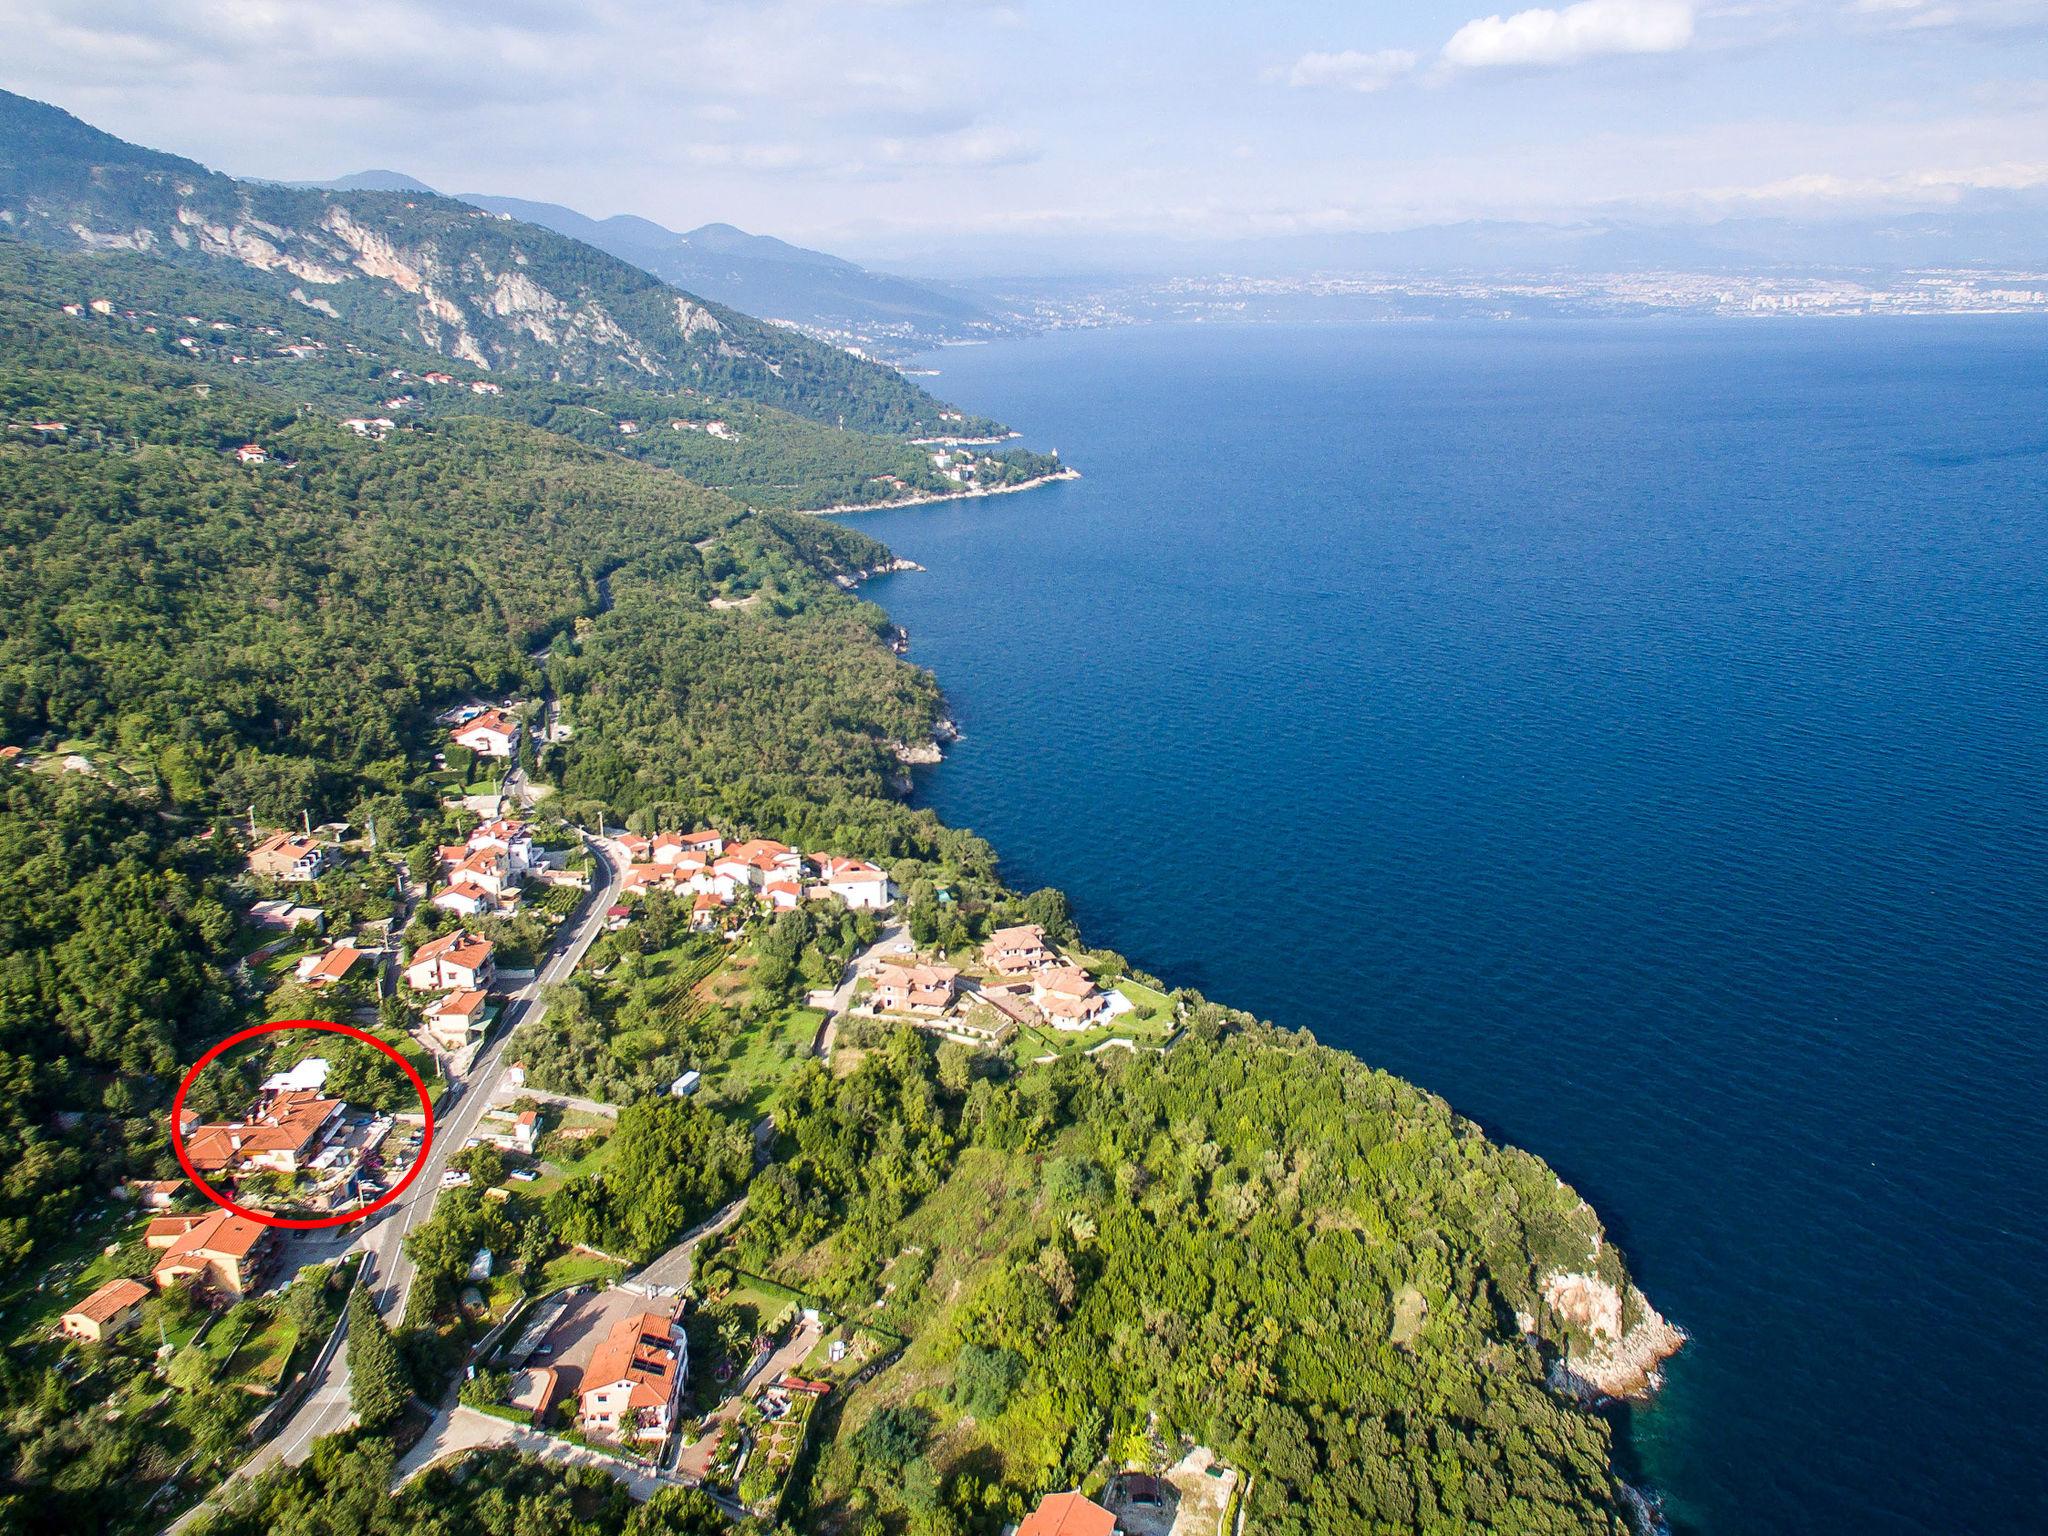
[450,709,518,759]
[424,989,493,1051]
[816,856,896,910]
[404,931,495,992]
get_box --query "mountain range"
[0,89,959,434]
[281,168,1006,347]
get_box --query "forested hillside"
[0,137,1662,1536]
[0,90,998,436]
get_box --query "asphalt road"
[166,836,624,1526]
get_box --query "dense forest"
[0,159,1660,1536]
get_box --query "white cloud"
[876,125,1039,169]
[1282,49,1420,92]
[1443,0,1695,68]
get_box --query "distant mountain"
[0,91,965,433]
[285,168,438,194]
[457,192,1008,344]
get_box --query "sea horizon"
[857,315,2048,1536]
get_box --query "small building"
[234,443,269,465]
[248,830,327,883]
[1018,1492,1120,1536]
[59,1277,151,1343]
[249,898,325,933]
[424,989,493,1051]
[578,1309,687,1442]
[668,1069,701,1097]
[295,945,369,987]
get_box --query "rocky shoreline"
[1539,1270,1688,1401]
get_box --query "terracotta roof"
[438,879,495,906]
[693,891,726,911]
[157,1207,267,1262]
[1018,1492,1118,1536]
[986,924,1050,950]
[1037,966,1098,1000]
[580,1310,681,1413]
[428,988,489,1020]
[66,1277,151,1325]
[452,708,514,740]
[302,946,367,984]
[412,931,493,970]
[185,1089,343,1171]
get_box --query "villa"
[872,960,961,1017]
[578,1308,687,1442]
[817,855,895,909]
[1032,966,1111,1030]
[182,1088,345,1174]
[451,709,518,758]
[145,1209,274,1298]
[984,924,1059,976]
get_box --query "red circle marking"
[169,1019,435,1230]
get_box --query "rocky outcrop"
[1539,1270,1686,1400]
[890,739,944,766]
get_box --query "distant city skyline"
[3,0,2045,265]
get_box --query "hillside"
[0,104,1662,1536]
[0,90,988,434]
[457,192,1008,347]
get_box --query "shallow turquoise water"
[852,320,2048,1535]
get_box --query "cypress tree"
[345,1287,410,1429]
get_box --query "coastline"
[796,466,1081,517]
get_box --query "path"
[623,1198,747,1296]
[813,922,906,1057]
[396,1406,669,1498]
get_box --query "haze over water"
[856,320,2048,1536]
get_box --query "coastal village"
[12,669,1198,1531]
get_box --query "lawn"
[220,1312,299,1386]
[711,1005,825,1119]
[539,1250,626,1292]
[1111,977,1180,1033]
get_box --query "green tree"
[345,1288,410,1429]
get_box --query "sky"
[3,0,2046,262]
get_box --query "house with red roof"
[450,709,518,758]
[872,961,960,1017]
[1031,966,1111,1030]
[248,829,328,883]
[294,944,369,987]
[181,1088,345,1175]
[145,1209,274,1298]
[578,1309,687,1442]
[60,1278,152,1343]
[404,930,495,991]
[983,924,1058,977]
[816,855,896,910]
[1018,1492,1120,1536]
[424,988,494,1051]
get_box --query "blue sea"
[852,320,2048,1536]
